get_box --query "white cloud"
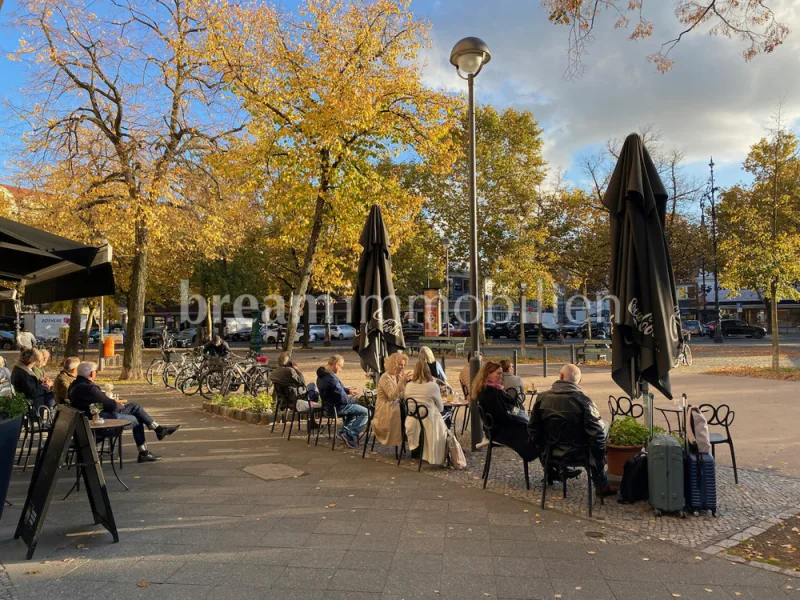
[420,0,800,186]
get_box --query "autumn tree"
[718,122,800,371]
[543,0,791,76]
[11,0,247,377]
[206,0,458,352]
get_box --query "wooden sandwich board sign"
[14,405,118,559]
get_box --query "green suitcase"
[647,433,685,517]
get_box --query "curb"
[0,565,19,600]
[700,506,800,579]
[201,402,274,426]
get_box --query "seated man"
[270,351,318,429]
[499,359,525,398]
[316,355,368,449]
[53,356,80,404]
[203,335,231,357]
[68,362,180,463]
[528,364,617,497]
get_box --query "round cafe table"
[63,419,130,500]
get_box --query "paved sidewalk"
[1,384,798,600]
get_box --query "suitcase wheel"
[680,511,686,519]
[692,511,700,517]
[654,509,662,518]
[712,509,717,518]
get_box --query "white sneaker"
[476,439,490,450]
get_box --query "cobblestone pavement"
[0,565,18,600]
[3,383,800,599]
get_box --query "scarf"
[486,381,505,391]
[550,379,583,395]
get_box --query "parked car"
[683,319,703,337]
[402,322,424,339]
[487,321,515,339]
[173,328,197,347]
[309,325,327,340]
[142,329,164,348]
[329,324,356,340]
[262,325,314,344]
[562,321,608,338]
[448,323,471,337]
[0,331,16,350]
[719,319,766,339]
[702,321,716,336]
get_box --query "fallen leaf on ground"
[642,558,650,561]
[695,556,702,560]
[587,551,596,555]
[137,581,150,588]
[704,589,713,593]
[25,570,40,575]
[575,586,582,590]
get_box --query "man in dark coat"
[529,365,617,497]
[316,355,367,448]
[68,361,180,463]
[203,335,231,357]
[270,352,318,429]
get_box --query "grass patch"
[703,366,800,381]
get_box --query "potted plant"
[1,393,28,520]
[606,417,665,477]
[90,402,105,425]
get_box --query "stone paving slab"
[0,384,797,600]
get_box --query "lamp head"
[442,237,451,249]
[450,37,491,77]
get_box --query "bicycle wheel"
[162,363,179,388]
[200,371,224,399]
[248,370,271,396]
[146,360,165,385]
[685,345,693,366]
[177,366,200,395]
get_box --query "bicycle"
[674,340,693,367]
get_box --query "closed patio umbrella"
[351,204,405,375]
[602,134,682,400]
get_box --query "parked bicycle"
[674,340,693,367]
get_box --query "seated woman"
[372,352,409,449]
[473,361,537,461]
[404,360,448,466]
[418,345,453,426]
[10,348,55,412]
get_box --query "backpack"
[619,450,649,504]
[686,406,712,454]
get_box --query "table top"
[443,402,469,408]
[89,418,129,430]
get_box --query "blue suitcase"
[685,450,717,516]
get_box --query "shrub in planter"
[1,393,28,519]
[606,417,666,477]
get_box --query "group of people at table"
[270,345,617,498]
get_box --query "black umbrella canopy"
[351,204,405,375]
[0,217,115,303]
[602,134,682,399]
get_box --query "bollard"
[570,344,576,364]
[441,355,447,372]
[513,350,518,374]
[542,346,548,378]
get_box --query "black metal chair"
[506,388,526,412]
[400,397,428,472]
[459,382,471,435]
[284,386,325,445]
[17,401,52,472]
[608,395,643,423]
[698,403,738,484]
[476,404,530,491]
[539,414,603,517]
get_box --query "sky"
[1,0,799,196]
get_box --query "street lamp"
[709,157,723,344]
[443,237,451,337]
[451,36,491,451]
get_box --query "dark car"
[0,330,16,350]
[683,319,703,336]
[562,320,608,338]
[142,329,163,348]
[509,322,560,341]
[720,319,766,339]
[487,321,515,339]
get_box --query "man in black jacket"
[203,335,231,357]
[68,362,180,462]
[529,365,617,497]
[270,352,318,429]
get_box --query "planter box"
[202,402,213,413]
[245,411,260,425]
[0,416,23,521]
[232,409,246,421]
[219,406,233,419]
[213,404,222,415]
[606,444,643,477]
[259,412,275,426]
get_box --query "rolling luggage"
[684,450,717,516]
[685,405,717,516]
[647,434,685,517]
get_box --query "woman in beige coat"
[404,360,448,466]
[372,352,409,447]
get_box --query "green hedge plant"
[607,417,665,447]
[0,393,28,420]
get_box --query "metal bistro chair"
[459,382,471,435]
[477,404,530,491]
[17,401,52,472]
[540,413,603,517]
[608,395,643,423]
[698,403,738,484]
[506,387,527,412]
[400,397,428,472]
[362,391,407,462]
[285,386,325,445]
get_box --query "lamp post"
[443,237,451,337]
[451,36,490,451]
[700,194,708,323]
[709,158,723,344]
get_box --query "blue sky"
[1,0,799,198]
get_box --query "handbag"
[686,406,712,454]
[447,431,467,470]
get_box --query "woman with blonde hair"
[404,360,448,466]
[11,348,54,410]
[372,352,409,448]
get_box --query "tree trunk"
[284,182,328,353]
[771,286,780,372]
[302,296,311,349]
[83,304,97,359]
[122,219,149,380]
[583,282,592,341]
[763,296,773,333]
[205,296,213,344]
[519,289,526,358]
[65,298,83,357]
